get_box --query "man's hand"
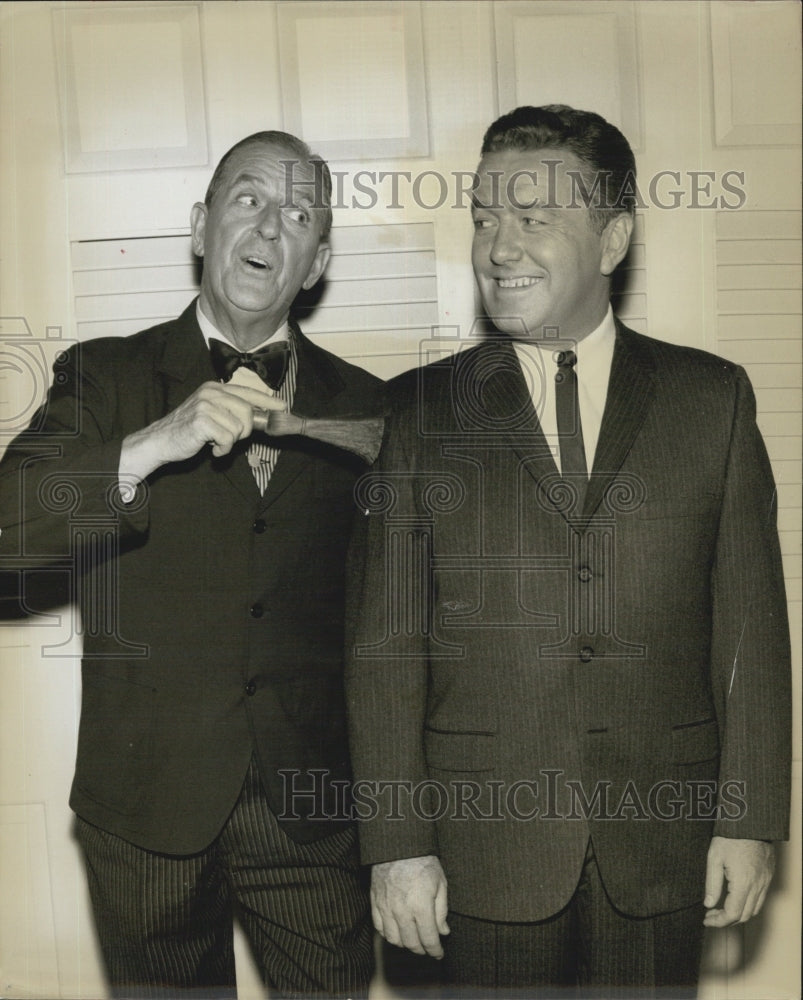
[371,855,449,959]
[120,381,286,483]
[703,836,776,927]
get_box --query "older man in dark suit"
[345,106,790,995]
[0,131,380,998]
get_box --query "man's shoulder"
[293,326,384,416]
[385,341,492,400]
[306,338,383,392]
[617,322,741,380]
[69,305,196,376]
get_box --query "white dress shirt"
[196,300,289,356]
[513,306,616,474]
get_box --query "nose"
[489,218,522,265]
[254,204,280,240]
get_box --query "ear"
[190,202,207,257]
[302,243,331,290]
[600,213,633,276]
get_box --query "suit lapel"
[582,322,656,521]
[156,300,217,411]
[473,324,656,528]
[464,339,566,516]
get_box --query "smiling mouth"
[496,276,540,289]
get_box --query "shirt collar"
[512,304,615,364]
[196,299,289,352]
[575,305,616,367]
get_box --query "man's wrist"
[119,428,163,498]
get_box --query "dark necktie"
[209,337,289,390]
[555,349,587,511]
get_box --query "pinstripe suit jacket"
[0,301,383,853]
[345,320,791,922]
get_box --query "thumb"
[704,847,725,908]
[435,876,450,935]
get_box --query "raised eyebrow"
[230,172,263,188]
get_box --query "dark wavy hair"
[481,105,636,233]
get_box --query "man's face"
[191,139,330,346]
[471,148,628,342]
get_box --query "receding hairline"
[207,138,326,197]
[203,133,333,239]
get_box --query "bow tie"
[209,337,290,390]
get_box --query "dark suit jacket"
[345,320,791,922]
[0,301,382,853]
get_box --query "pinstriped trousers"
[75,758,373,1000]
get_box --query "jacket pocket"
[424,727,496,773]
[74,669,156,815]
[671,718,719,765]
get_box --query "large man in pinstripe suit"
[0,132,379,997]
[345,106,791,995]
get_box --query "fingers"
[370,856,449,959]
[412,911,445,959]
[371,884,433,957]
[216,382,287,412]
[435,877,450,937]
[198,408,249,458]
[124,378,290,476]
[704,880,749,928]
[203,383,287,453]
[703,837,776,927]
[384,907,443,958]
[704,878,769,927]
[370,898,385,938]
[703,845,725,910]
[174,382,285,458]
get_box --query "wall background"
[0,2,800,997]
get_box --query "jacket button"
[249,603,263,618]
[245,679,257,696]
[252,518,266,533]
[578,566,593,582]
[579,646,594,663]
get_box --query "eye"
[236,193,258,207]
[472,216,494,231]
[522,215,547,227]
[285,206,311,225]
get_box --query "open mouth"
[244,255,271,271]
[496,276,540,289]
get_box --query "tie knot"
[555,349,578,369]
[209,337,290,390]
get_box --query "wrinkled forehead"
[473,147,587,209]
[217,140,322,198]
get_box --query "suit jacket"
[0,301,383,853]
[345,320,791,922]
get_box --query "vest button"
[249,603,263,618]
[252,518,267,533]
[245,679,257,696]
